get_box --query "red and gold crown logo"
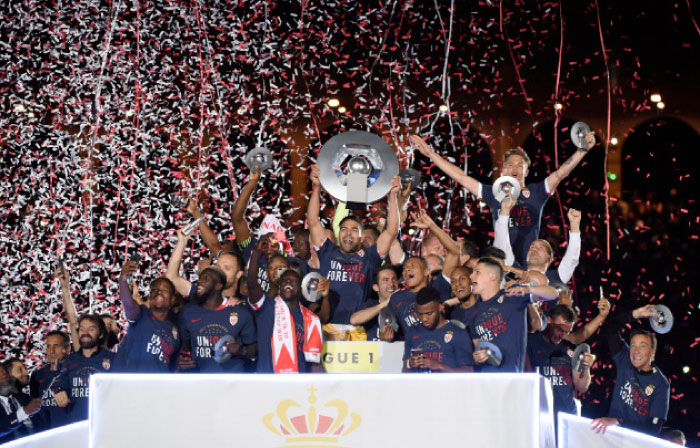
[262,385,361,446]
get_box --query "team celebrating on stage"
[1,131,683,445]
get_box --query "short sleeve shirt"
[315,239,384,324]
[527,332,577,415]
[178,302,257,373]
[482,179,551,266]
[466,290,531,372]
[55,348,115,423]
[609,345,670,435]
[114,306,181,373]
[404,321,474,371]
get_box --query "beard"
[79,335,100,350]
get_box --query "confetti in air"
[0,0,698,441]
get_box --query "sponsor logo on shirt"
[102,359,111,370]
[645,385,655,396]
[230,312,238,326]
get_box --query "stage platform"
[2,373,676,448]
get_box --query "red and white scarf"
[271,297,322,373]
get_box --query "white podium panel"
[90,373,554,448]
[2,421,88,448]
[558,414,678,448]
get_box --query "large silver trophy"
[317,131,399,209]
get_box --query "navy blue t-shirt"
[449,303,475,328]
[55,348,115,423]
[609,345,670,434]
[466,290,532,372]
[431,273,453,302]
[30,364,71,429]
[390,280,452,339]
[240,236,271,293]
[403,321,474,371]
[252,296,310,374]
[527,332,577,415]
[389,290,420,338]
[178,302,256,373]
[114,306,180,373]
[316,239,384,324]
[482,179,550,266]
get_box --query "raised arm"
[118,261,141,321]
[56,267,80,352]
[545,132,595,191]
[409,209,460,277]
[410,135,480,196]
[315,278,332,324]
[232,167,261,245]
[307,165,328,248]
[493,192,516,266]
[604,304,657,356]
[567,297,610,344]
[376,176,401,257]
[558,208,581,283]
[187,199,221,255]
[165,229,193,297]
[246,240,266,305]
[506,284,559,301]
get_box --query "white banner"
[90,373,554,448]
[2,421,88,448]
[558,414,678,448]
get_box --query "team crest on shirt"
[522,188,530,198]
[102,359,111,370]
[567,349,575,358]
[358,249,365,257]
[645,385,656,396]
[444,331,454,343]
[229,312,238,326]
[497,296,504,304]
[172,327,179,340]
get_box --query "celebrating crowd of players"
[1,133,685,446]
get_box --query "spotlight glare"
[125,109,135,117]
[236,107,246,115]
[338,106,347,114]
[656,101,665,110]
[13,104,26,113]
[610,137,618,146]
[438,104,449,113]
[650,93,662,103]
[682,366,690,374]
[554,103,563,111]
[327,98,340,108]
